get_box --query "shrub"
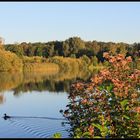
[62,53,140,138]
[0,49,23,72]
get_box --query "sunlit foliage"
[62,53,140,138]
[0,49,23,72]
[4,37,139,61]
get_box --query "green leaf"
[98,85,104,91]
[53,132,62,138]
[120,99,128,108]
[94,136,102,138]
[106,84,113,92]
[82,132,91,138]
[74,135,81,138]
[126,106,130,110]
[92,123,102,131]
[123,115,130,120]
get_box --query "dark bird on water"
[3,113,11,120]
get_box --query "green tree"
[81,55,91,65]
[35,46,43,56]
[70,54,76,58]
[116,43,127,56]
[5,44,24,57]
[46,44,54,57]
[91,56,98,66]
[66,37,85,55]
[62,42,70,57]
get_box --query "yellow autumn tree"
[0,49,23,72]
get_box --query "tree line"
[4,37,140,62]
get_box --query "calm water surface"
[0,71,91,138]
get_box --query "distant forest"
[4,37,140,62]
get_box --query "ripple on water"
[2,117,70,138]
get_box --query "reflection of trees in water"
[0,72,23,92]
[13,79,75,96]
[0,68,94,97]
[13,72,91,96]
[0,93,6,104]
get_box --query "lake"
[0,70,92,138]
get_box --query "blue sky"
[0,2,140,44]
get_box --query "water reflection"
[0,68,96,103]
[0,69,100,138]
[0,94,6,104]
[0,72,23,92]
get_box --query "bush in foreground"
[62,53,140,138]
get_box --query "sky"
[0,2,140,44]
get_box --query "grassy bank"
[47,56,91,81]
[22,56,60,73]
[23,62,59,73]
[0,47,102,76]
